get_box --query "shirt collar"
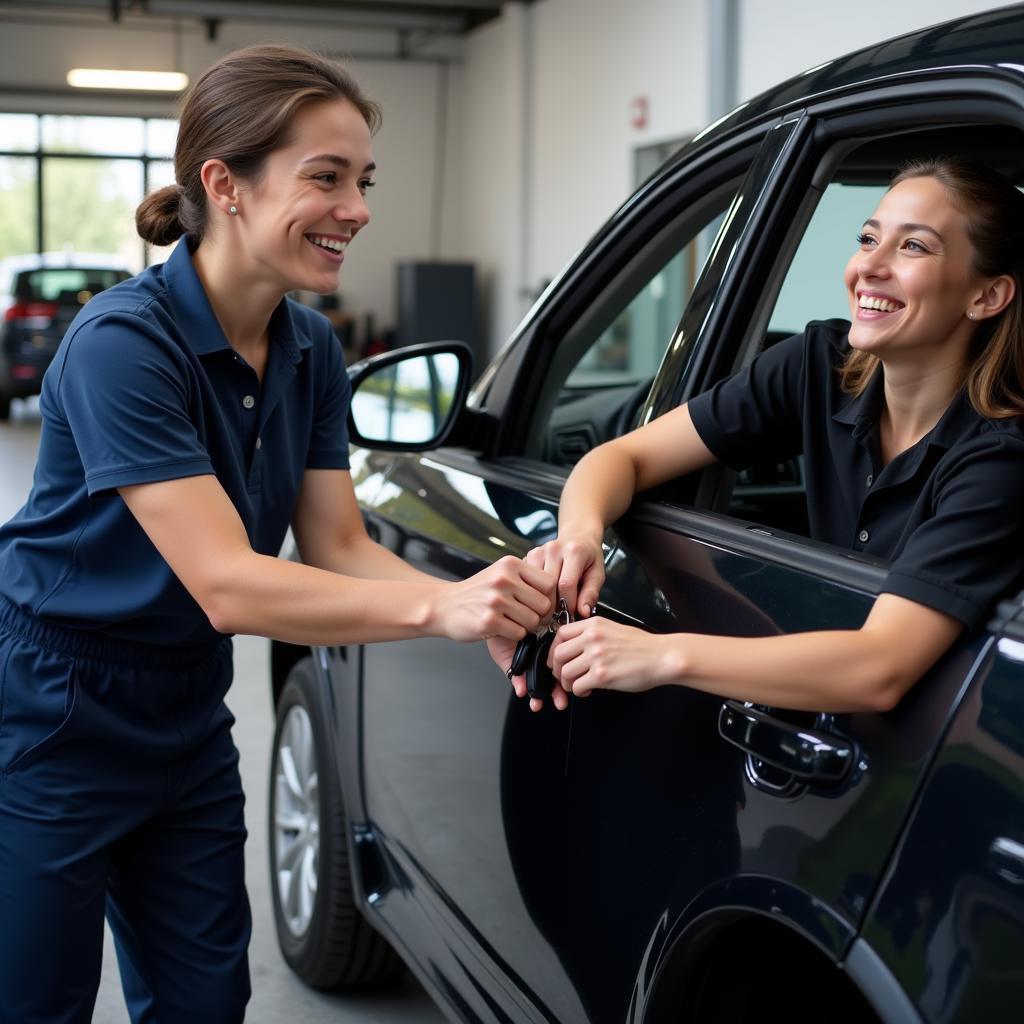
[164,237,311,361]
[832,362,978,453]
[832,362,885,445]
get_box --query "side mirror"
[347,342,473,451]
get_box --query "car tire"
[0,392,10,421]
[268,656,402,989]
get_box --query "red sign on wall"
[630,95,649,130]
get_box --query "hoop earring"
[229,205,238,216]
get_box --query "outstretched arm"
[551,593,962,713]
[508,403,717,710]
[120,470,553,647]
[532,402,718,616]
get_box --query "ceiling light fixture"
[66,69,189,92]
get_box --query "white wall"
[0,11,461,343]
[0,1,1016,357]
[453,0,1016,357]
[443,7,529,360]
[738,0,1014,102]
[529,0,707,284]
[452,0,709,355]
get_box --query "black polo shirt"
[0,238,351,647]
[689,319,1024,629]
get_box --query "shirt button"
[255,437,262,450]
[858,529,870,543]
[866,474,873,486]
[243,395,255,409]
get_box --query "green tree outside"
[0,156,140,266]
[0,157,37,261]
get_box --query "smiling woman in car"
[516,159,1024,714]
[0,44,554,1024]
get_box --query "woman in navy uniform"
[0,45,552,1023]
[517,160,1024,713]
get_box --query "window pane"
[146,119,178,158]
[147,159,175,192]
[0,157,38,261]
[769,183,887,334]
[0,114,39,152]
[43,158,143,271]
[566,245,693,388]
[17,267,130,301]
[144,160,179,266]
[41,115,145,156]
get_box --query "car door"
[358,82,1024,1023]
[354,122,783,1023]
[522,95,1024,1024]
[855,608,1024,1024]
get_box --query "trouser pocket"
[0,634,78,775]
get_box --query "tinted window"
[16,267,129,301]
[722,123,1024,538]
[531,191,735,467]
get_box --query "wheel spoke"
[284,863,300,922]
[278,745,304,804]
[275,810,306,832]
[299,710,315,781]
[284,829,309,868]
[274,702,322,937]
[300,845,316,922]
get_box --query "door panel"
[859,630,1024,1023]
[535,511,991,1023]
[359,454,590,1022]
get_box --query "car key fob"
[508,633,536,678]
[526,630,556,699]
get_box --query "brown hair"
[135,44,381,247]
[840,157,1024,418]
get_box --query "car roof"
[0,252,132,274]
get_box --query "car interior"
[536,122,1024,541]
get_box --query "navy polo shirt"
[689,319,1024,629]
[0,239,350,646]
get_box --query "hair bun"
[135,184,184,247]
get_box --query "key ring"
[507,598,574,679]
[548,597,572,633]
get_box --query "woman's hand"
[492,534,605,713]
[525,536,605,618]
[487,635,571,713]
[551,616,679,697]
[435,556,555,643]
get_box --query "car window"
[725,180,887,536]
[530,198,733,468]
[767,183,887,336]
[721,122,1024,538]
[16,267,129,301]
[565,245,700,390]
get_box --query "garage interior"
[0,1,1011,1021]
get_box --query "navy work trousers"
[0,599,252,1023]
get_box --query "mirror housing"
[346,341,473,452]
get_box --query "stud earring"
[967,311,976,320]
[229,205,238,216]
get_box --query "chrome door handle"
[718,700,856,785]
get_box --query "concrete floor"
[0,399,445,1024]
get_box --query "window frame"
[652,80,1024,584]
[0,111,178,270]
[523,176,742,465]
[485,129,773,459]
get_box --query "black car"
[0,254,131,419]
[267,7,1024,1022]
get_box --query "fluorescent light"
[67,69,189,92]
